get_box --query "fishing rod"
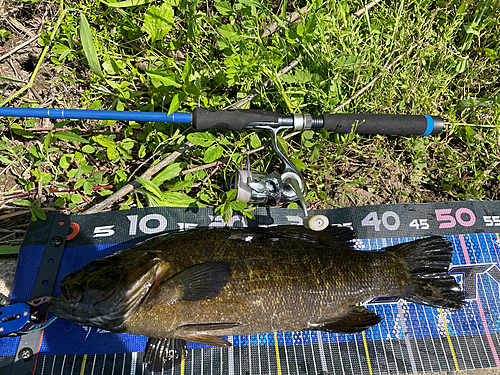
[0,107,443,135]
[0,106,444,229]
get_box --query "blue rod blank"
[0,107,192,124]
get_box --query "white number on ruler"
[361,211,400,232]
[93,225,115,237]
[484,216,500,227]
[127,214,167,235]
[409,219,429,230]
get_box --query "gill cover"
[49,249,167,331]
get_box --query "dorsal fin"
[267,225,355,249]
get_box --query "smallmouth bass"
[49,226,464,371]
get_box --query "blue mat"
[1,202,500,374]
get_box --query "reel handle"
[192,107,444,136]
[193,107,279,131]
[321,113,443,135]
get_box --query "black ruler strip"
[11,214,70,375]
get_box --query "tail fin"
[386,236,464,310]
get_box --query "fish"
[49,226,464,372]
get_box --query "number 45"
[409,219,429,230]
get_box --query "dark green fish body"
[125,230,398,338]
[50,226,464,371]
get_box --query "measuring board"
[1,201,500,374]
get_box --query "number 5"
[435,209,456,229]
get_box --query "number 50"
[435,208,476,229]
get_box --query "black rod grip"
[322,113,444,135]
[193,107,279,131]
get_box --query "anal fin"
[143,337,187,373]
[313,306,381,334]
[188,334,232,347]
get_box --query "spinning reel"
[230,124,329,231]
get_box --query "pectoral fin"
[313,306,381,334]
[180,322,240,331]
[143,337,187,373]
[167,261,232,301]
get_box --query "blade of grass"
[0,76,26,83]
[0,246,20,255]
[80,13,105,80]
[99,0,155,7]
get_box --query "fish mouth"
[49,262,162,331]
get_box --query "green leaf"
[163,191,198,206]
[464,24,480,36]
[145,70,182,88]
[455,57,469,73]
[59,154,73,169]
[137,177,164,199]
[80,14,105,80]
[187,132,216,147]
[215,1,233,15]
[290,157,305,171]
[82,144,95,153]
[230,199,247,211]
[277,136,289,154]
[181,55,191,84]
[93,135,116,148]
[31,205,47,220]
[74,178,86,189]
[171,179,193,191]
[107,147,119,160]
[55,197,66,206]
[13,199,31,207]
[120,139,135,150]
[204,144,223,163]
[84,181,94,195]
[138,143,147,158]
[250,133,261,148]
[309,144,320,163]
[136,188,164,206]
[457,1,467,15]
[71,194,83,203]
[168,93,180,116]
[54,131,89,143]
[100,0,155,7]
[152,162,183,185]
[142,3,174,43]
[226,189,237,201]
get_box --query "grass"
[0,0,499,222]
